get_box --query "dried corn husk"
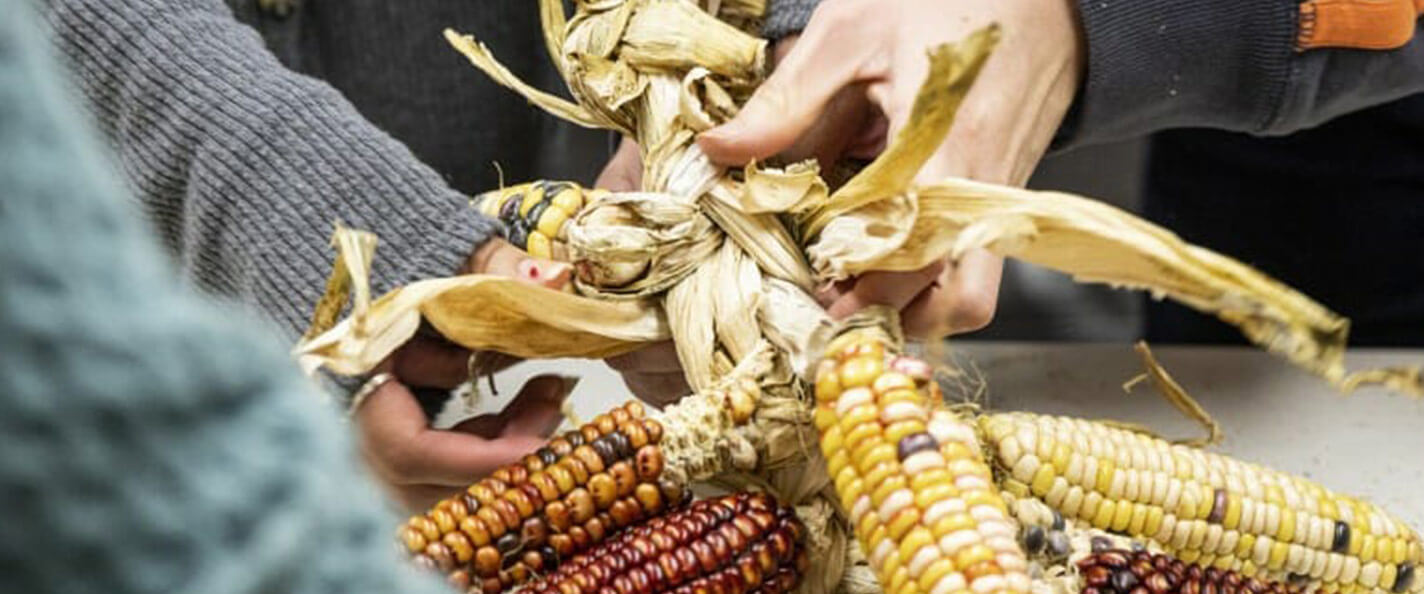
[295,227,667,376]
[297,3,1421,593]
[804,176,1422,395]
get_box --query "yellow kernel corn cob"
[981,412,1422,594]
[474,181,597,260]
[813,331,1031,594]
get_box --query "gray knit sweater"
[41,0,810,347]
[0,1,451,592]
[39,0,607,343]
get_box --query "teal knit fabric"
[0,1,447,592]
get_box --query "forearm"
[43,0,502,340]
[1059,0,1424,146]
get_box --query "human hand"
[354,239,573,511]
[355,374,570,511]
[594,136,643,192]
[699,0,1085,337]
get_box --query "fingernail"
[517,259,573,290]
[517,257,541,281]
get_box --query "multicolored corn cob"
[813,330,1031,594]
[1077,548,1315,594]
[981,412,1422,594]
[399,401,689,594]
[475,180,599,260]
[516,493,807,594]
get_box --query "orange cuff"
[1297,0,1423,51]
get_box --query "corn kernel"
[885,420,928,445]
[918,559,957,591]
[873,475,910,508]
[954,544,994,570]
[1277,507,1297,543]
[846,423,883,452]
[1093,500,1116,530]
[911,469,955,492]
[839,356,884,389]
[899,528,935,563]
[916,484,958,510]
[1030,464,1056,497]
[1096,459,1116,493]
[888,509,921,541]
[933,514,977,539]
[963,490,1007,514]
[864,463,899,492]
[1129,503,1149,535]
[1002,479,1030,499]
[1269,540,1290,570]
[1145,506,1164,536]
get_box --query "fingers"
[619,372,690,408]
[777,83,880,170]
[698,1,878,164]
[498,375,572,438]
[395,484,467,512]
[515,257,572,290]
[595,137,643,192]
[392,337,471,389]
[901,250,1003,338]
[824,261,947,320]
[604,341,682,374]
[355,377,547,486]
[468,238,573,291]
[605,342,689,408]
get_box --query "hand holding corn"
[355,238,574,510]
[698,0,1085,337]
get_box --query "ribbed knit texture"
[763,0,819,40]
[42,0,505,343]
[0,1,450,592]
[1058,0,1298,146]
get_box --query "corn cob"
[475,181,599,260]
[400,401,690,593]
[1077,548,1314,594]
[980,412,1422,594]
[516,493,808,594]
[813,330,1031,594]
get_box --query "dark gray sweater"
[2,0,454,591]
[41,0,610,342]
[40,0,811,347]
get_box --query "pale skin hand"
[355,239,573,511]
[698,0,1086,337]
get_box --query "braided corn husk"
[291,2,1423,594]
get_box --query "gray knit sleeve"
[1057,3,1424,147]
[1,1,452,592]
[42,0,503,341]
[763,0,820,40]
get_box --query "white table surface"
[469,341,1424,529]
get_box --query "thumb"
[500,374,574,438]
[698,21,869,165]
[356,378,545,485]
[470,238,572,291]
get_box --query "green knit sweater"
[0,1,447,592]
